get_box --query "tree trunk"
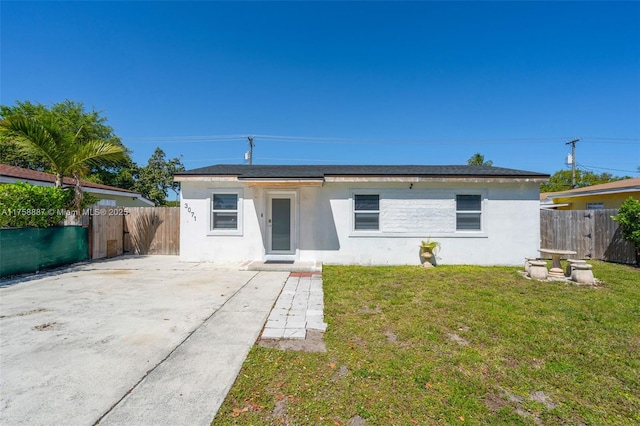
[55,173,63,187]
[72,174,84,213]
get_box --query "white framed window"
[354,194,380,231]
[96,199,116,207]
[456,194,482,231]
[210,189,243,235]
[586,202,604,210]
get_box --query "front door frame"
[265,190,298,261]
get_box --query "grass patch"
[213,262,640,425]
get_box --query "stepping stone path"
[261,272,327,340]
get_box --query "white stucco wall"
[180,180,541,265]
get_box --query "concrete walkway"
[261,272,327,340]
[99,271,287,425]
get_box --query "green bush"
[0,182,73,228]
[612,197,640,264]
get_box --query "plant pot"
[421,251,434,267]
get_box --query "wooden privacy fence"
[125,207,180,255]
[540,209,636,265]
[88,207,179,259]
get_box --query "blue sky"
[1,1,639,176]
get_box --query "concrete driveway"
[0,256,288,426]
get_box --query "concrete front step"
[242,260,322,273]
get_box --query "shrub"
[0,182,73,228]
[612,197,640,265]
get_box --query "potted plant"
[420,239,441,267]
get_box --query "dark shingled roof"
[176,164,549,179]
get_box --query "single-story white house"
[175,165,549,266]
[0,164,154,207]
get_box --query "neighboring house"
[0,164,154,207]
[540,178,640,210]
[175,165,549,266]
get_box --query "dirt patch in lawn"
[447,332,470,346]
[490,389,558,425]
[384,329,398,343]
[258,330,326,352]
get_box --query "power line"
[581,136,640,142]
[123,133,640,146]
[125,134,246,141]
[577,163,639,174]
[123,134,586,146]
[182,157,243,163]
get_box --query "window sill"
[349,232,488,238]
[207,230,243,236]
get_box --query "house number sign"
[183,203,197,222]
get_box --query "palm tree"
[0,115,126,207]
[467,153,493,166]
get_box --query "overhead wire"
[123,133,638,170]
[577,163,639,174]
[123,134,587,146]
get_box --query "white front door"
[266,192,296,258]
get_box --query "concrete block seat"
[565,259,587,277]
[528,260,548,280]
[524,257,540,273]
[571,263,595,285]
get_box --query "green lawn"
[213,262,640,425]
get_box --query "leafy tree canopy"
[134,148,185,206]
[467,153,493,166]
[2,100,186,206]
[0,100,133,188]
[540,169,630,193]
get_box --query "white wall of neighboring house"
[179,180,541,265]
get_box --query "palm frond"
[1,116,127,184]
[0,116,66,168]
[66,139,127,176]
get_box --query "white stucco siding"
[480,183,542,265]
[179,181,264,262]
[179,180,541,266]
[380,190,456,233]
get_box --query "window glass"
[354,194,379,231]
[456,194,481,211]
[355,194,379,211]
[213,194,237,210]
[456,213,481,230]
[213,212,237,229]
[212,193,239,231]
[456,195,481,230]
[586,203,604,210]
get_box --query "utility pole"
[246,136,254,165]
[565,138,579,188]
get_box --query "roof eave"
[173,175,239,182]
[174,174,547,183]
[325,175,549,183]
[241,178,325,187]
[549,187,640,200]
